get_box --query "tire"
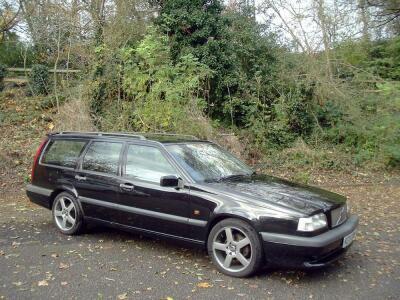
[52,192,84,235]
[207,218,263,277]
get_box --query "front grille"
[330,204,347,228]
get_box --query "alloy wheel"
[212,226,252,273]
[54,196,76,231]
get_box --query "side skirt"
[84,216,206,248]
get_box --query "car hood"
[200,174,346,215]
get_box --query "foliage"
[318,81,400,168]
[8,0,399,171]
[116,29,212,136]
[336,37,400,80]
[0,64,6,91]
[88,45,108,125]
[366,38,400,80]
[156,0,234,117]
[90,1,400,170]
[0,33,35,67]
[29,64,49,95]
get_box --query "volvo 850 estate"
[26,132,358,277]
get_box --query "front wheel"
[207,218,263,277]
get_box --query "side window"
[125,144,176,182]
[82,141,123,175]
[41,139,86,168]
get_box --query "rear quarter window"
[41,139,87,168]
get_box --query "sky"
[12,0,365,50]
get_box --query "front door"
[118,143,191,238]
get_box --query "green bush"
[253,86,314,149]
[315,101,343,128]
[29,64,49,95]
[384,145,400,168]
[0,64,6,92]
[96,29,213,137]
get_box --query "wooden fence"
[4,67,82,84]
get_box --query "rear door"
[74,140,124,221]
[118,143,192,238]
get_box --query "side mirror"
[160,175,183,189]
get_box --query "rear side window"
[41,139,86,168]
[82,141,123,175]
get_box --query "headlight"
[297,213,327,232]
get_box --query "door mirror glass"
[160,175,182,188]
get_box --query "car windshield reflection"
[165,143,253,182]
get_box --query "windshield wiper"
[216,173,251,182]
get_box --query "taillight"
[31,137,49,182]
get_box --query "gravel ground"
[0,182,399,300]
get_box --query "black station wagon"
[26,132,358,277]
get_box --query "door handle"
[120,183,134,191]
[75,174,86,181]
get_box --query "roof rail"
[54,131,146,140]
[134,132,199,140]
[51,131,199,140]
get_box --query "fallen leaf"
[197,282,212,288]
[59,262,69,269]
[38,280,48,287]
[117,293,128,299]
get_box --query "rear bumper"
[260,215,359,268]
[26,184,52,209]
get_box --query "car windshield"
[165,143,253,182]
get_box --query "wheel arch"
[206,212,259,242]
[49,185,79,209]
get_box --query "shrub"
[95,29,213,137]
[315,101,343,128]
[29,64,49,95]
[249,86,314,149]
[0,64,6,92]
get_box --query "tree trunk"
[315,0,333,80]
[358,0,370,42]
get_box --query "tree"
[0,1,20,42]
[367,0,400,35]
[155,0,234,118]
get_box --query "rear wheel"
[207,218,263,277]
[52,192,84,235]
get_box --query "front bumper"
[260,215,359,268]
